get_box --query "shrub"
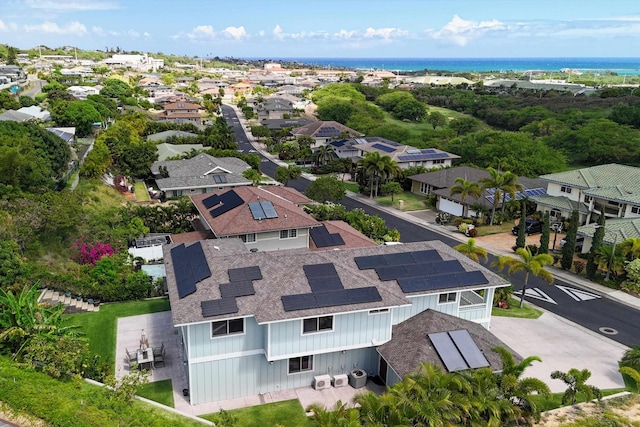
[526,244,539,255]
[467,227,478,237]
[71,238,116,265]
[553,254,562,265]
[573,260,586,274]
[454,217,463,227]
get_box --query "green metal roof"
[578,217,640,244]
[540,164,640,191]
[529,194,590,215]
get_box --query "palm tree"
[357,152,400,199]
[619,237,640,261]
[479,167,505,225]
[454,238,488,263]
[499,171,524,213]
[459,368,520,426]
[449,177,482,218]
[493,247,554,308]
[550,368,602,405]
[312,144,337,167]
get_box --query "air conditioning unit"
[333,374,348,388]
[313,374,331,390]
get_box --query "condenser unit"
[332,374,348,388]
[313,374,331,390]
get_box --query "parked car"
[550,222,563,233]
[560,236,585,251]
[512,219,544,236]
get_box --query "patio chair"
[125,349,137,364]
[154,347,166,368]
[153,342,164,358]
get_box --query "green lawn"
[134,181,151,202]
[491,297,543,319]
[202,399,312,427]
[138,379,175,407]
[376,191,427,211]
[66,298,171,371]
[341,181,360,193]
[474,222,516,236]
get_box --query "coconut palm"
[454,238,488,263]
[313,144,337,167]
[621,345,640,370]
[550,368,602,405]
[493,247,554,308]
[459,367,520,426]
[479,167,505,225]
[449,177,482,218]
[619,237,640,261]
[499,171,524,213]
[357,152,401,198]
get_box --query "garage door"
[438,198,463,216]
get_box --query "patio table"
[137,349,154,370]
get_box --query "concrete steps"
[38,288,100,313]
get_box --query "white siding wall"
[546,182,581,201]
[267,310,392,359]
[187,317,264,359]
[248,228,309,252]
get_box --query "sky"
[1,0,640,58]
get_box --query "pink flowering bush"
[71,238,117,265]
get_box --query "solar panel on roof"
[429,332,469,372]
[410,250,442,263]
[201,298,239,317]
[260,201,278,218]
[434,260,465,275]
[383,252,415,266]
[228,266,262,282]
[219,281,256,298]
[282,293,318,311]
[376,265,409,281]
[310,225,344,248]
[210,190,243,218]
[449,329,489,369]
[186,242,211,283]
[456,271,488,286]
[171,244,198,299]
[203,194,222,209]
[248,201,266,220]
[307,276,343,293]
[371,143,395,153]
[304,263,338,279]
[213,174,228,184]
[354,255,386,270]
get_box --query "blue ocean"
[263,57,640,75]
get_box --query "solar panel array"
[428,329,489,372]
[281,262,382,312]
[310,225,345,248]
[397,152,449,162]
[355,250,488,294]
[316,126,341,137]
[248,201,279,220]
[485,187,546,205]
[330,139,347,147]
[213,174,228,184]
[171,242,211,299]
[371,143,396,153]
[209,190,244,218]
[201,266,263,317]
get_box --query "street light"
[595,225,618,281]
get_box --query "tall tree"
[356,151,401,198]
[539,211,550,254]
[274,165,302,186]
[479,167,505,225]
[449,177,481,218]
[515,200,527,249]
[305,175,345,203]
[312,144,337,167]
[454,238,488,263]
[499,171,524,213]
[561,210,579,270]
[586,212,606,279]
[494,247,554,308]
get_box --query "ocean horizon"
[247,57,640,75]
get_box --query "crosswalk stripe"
[514,288,557,305]
[556,285,601,302]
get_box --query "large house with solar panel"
[164,239,513,405]
[356,139,459,170]
[409,166,547,218]
[150,154,252,198]
[291,120,363,146]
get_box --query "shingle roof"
[410,166,490,188]
[190,186,318,237]
[164,240,511,326]
[151,153,251,190]
[377,309,520,378]
[147,130,198,142]
[357,143,459,164]
[291,121,363,138]
[540,164,640,204]
[155,143,205,161]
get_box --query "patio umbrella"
[140,329,149,351]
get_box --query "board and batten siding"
[392,293,458,325]
[187,316,264,359]
[249,228,310,251]
[188,347,378,405]
[267,310,392,359]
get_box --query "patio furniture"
[125,349,137,363]
[154,347,165,368]
[137,348,154,370]
[152,342,164,358]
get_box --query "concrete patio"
[116,311,386,417]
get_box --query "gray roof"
[0,110,32,122]
[151,153,251,190]
[164,240,510,326]
[377,309,520,378]
[540,164,640,204]
[147,130,199,142]
[577,217,640,244]
[155,143,205,161]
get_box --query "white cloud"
[143,31,149,38]
[0,20,18,32]
[364,27,408,40]
[223,26,247,40]
[24,20,88,35]
[428,15,504,46]
[334,29,357,40]
[24,0,119,11]
[273,25,284,40]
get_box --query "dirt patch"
[0,402,48,427]
[535,393,640,426]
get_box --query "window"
[368,308,389,315]
[560,186,572,194]
[550,209,561,219]
[240,233,256,243]
[211,319,244,338]
[288,355,313,374]
[584,195,592,203]
[632,206,640,214]
[420,182,429,194]
[303,316,333,334]
[438,292,457,304]
[280,229,297,239]
[432,159,445,165]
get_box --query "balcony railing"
[459,290,484,307]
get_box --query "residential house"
[147,130,199,143]
[150,153,251,198]
[530,164,640,224]
[159,100,202,127]
[309,221,378,251]
[260,118,312,131]
[409,166,546,218]
[291,121,363,146]
[575,217,640,254]
[164,239,510,405]
[357,139,459,170]
[252,96,295,120]
[67,85,101,100]
[154,142,204,162]
[190,186,319,252]
[46,127,76,144]
[103,54,164,71]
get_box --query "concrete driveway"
[489,312,627,392]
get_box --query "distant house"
[291,121,363,146]
[260,117,312,131]
[67,85,101,100]
[190,186,320,252]
[163,239,511,405]
[357,139,459,170]
[409,166,546,218]
[147,130,199,143]
[530,164,640,224]
[17,106,51,122]
[159,100,202,126]
[575,217,640,254]
[150,153,251,198]
[154,142,204,162]
[46,127,76,144]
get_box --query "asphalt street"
[221,105,640,348]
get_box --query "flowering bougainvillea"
[71,238,117,265]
